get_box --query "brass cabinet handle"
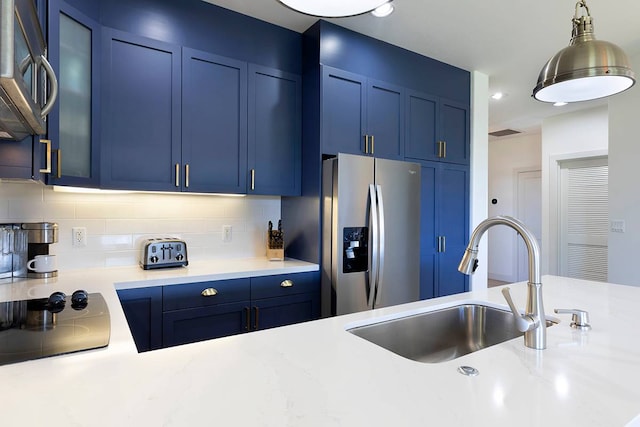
[175,163,180,187]
[253,306,259,330]
[39,139,52,173]
[438,141,447,158]
[363,135,369,154]
[201,288,218,297]
[243,307,250,332]
[370,134,375,154]
[185,164,190,188]
[55,149,62,179]
[250,169,255,191]
[280,279,294,288]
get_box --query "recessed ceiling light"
[278,0,390,17]
[491,92,504,100]
[553,102,568,107]
[371,2,394,17]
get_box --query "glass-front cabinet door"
[47,0,100,187]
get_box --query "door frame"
[514,167,541,282]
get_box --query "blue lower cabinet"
[252,292,320,331]
[419,161,469,299]
[249,271,320,330]
[162,302,250,348]
[157,272,320,348]
[117,286,163,352]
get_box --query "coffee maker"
[21,222,59,279]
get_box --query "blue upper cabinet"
[405,91,469,165]
[321,67,366,156]
[47,0,101,187]
[405,90,438,162]
[182,48,247,194]
[321,66,403,160]
[366,79,404,160]
[439,99,470,165]
[100,29,181,191]
[248,65,302,196]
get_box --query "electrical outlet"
[223,225,232,242]
[72,227,87,247]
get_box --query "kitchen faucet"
[458,216,546,350]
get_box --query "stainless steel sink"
[347,303,556,363]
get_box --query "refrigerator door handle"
[368,184,379,310]
[374,184,385,308]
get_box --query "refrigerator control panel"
[343,227,368,273]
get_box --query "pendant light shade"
[533,1,635,103]
[278,0,391,18]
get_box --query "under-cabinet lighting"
[52,186,246,197]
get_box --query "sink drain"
[457,366,479,376]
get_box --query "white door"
[516,170,542,282]
[559,157,608,282]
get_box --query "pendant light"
[278,0,392,18]
[533,0,635,103]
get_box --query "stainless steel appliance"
[322,153,421,316]
[140,237,188,270]
[0,0,58,140]
[21,222,58,278]
[0,290,110,366]
[0,224,28,279]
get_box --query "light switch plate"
[610,220,626,233]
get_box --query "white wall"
[0,182,281,270]
[470,71,489,290]
[541,105,609,275]
[488,132,541,282]
[608,51,640,286]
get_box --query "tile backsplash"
[0,181,281,270]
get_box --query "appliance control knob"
[47,291,67,313]
[71,290,89,310]
[150,255,159,263]
[176,254,184,261]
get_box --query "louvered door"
[559,158,608,282]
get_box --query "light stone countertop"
[1,264,639,426]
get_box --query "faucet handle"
[501,287,539,332]
[554,308,591,330]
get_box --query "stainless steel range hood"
[0,0,57,141]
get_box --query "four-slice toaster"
[139,237,188,270]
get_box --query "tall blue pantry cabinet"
[282,21,471,300]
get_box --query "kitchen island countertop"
[1,265,639,426]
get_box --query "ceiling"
[201,0,640,138]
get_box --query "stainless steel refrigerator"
[322,153,421,316]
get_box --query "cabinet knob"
[201,288,218,297]
[280,279,294,288]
